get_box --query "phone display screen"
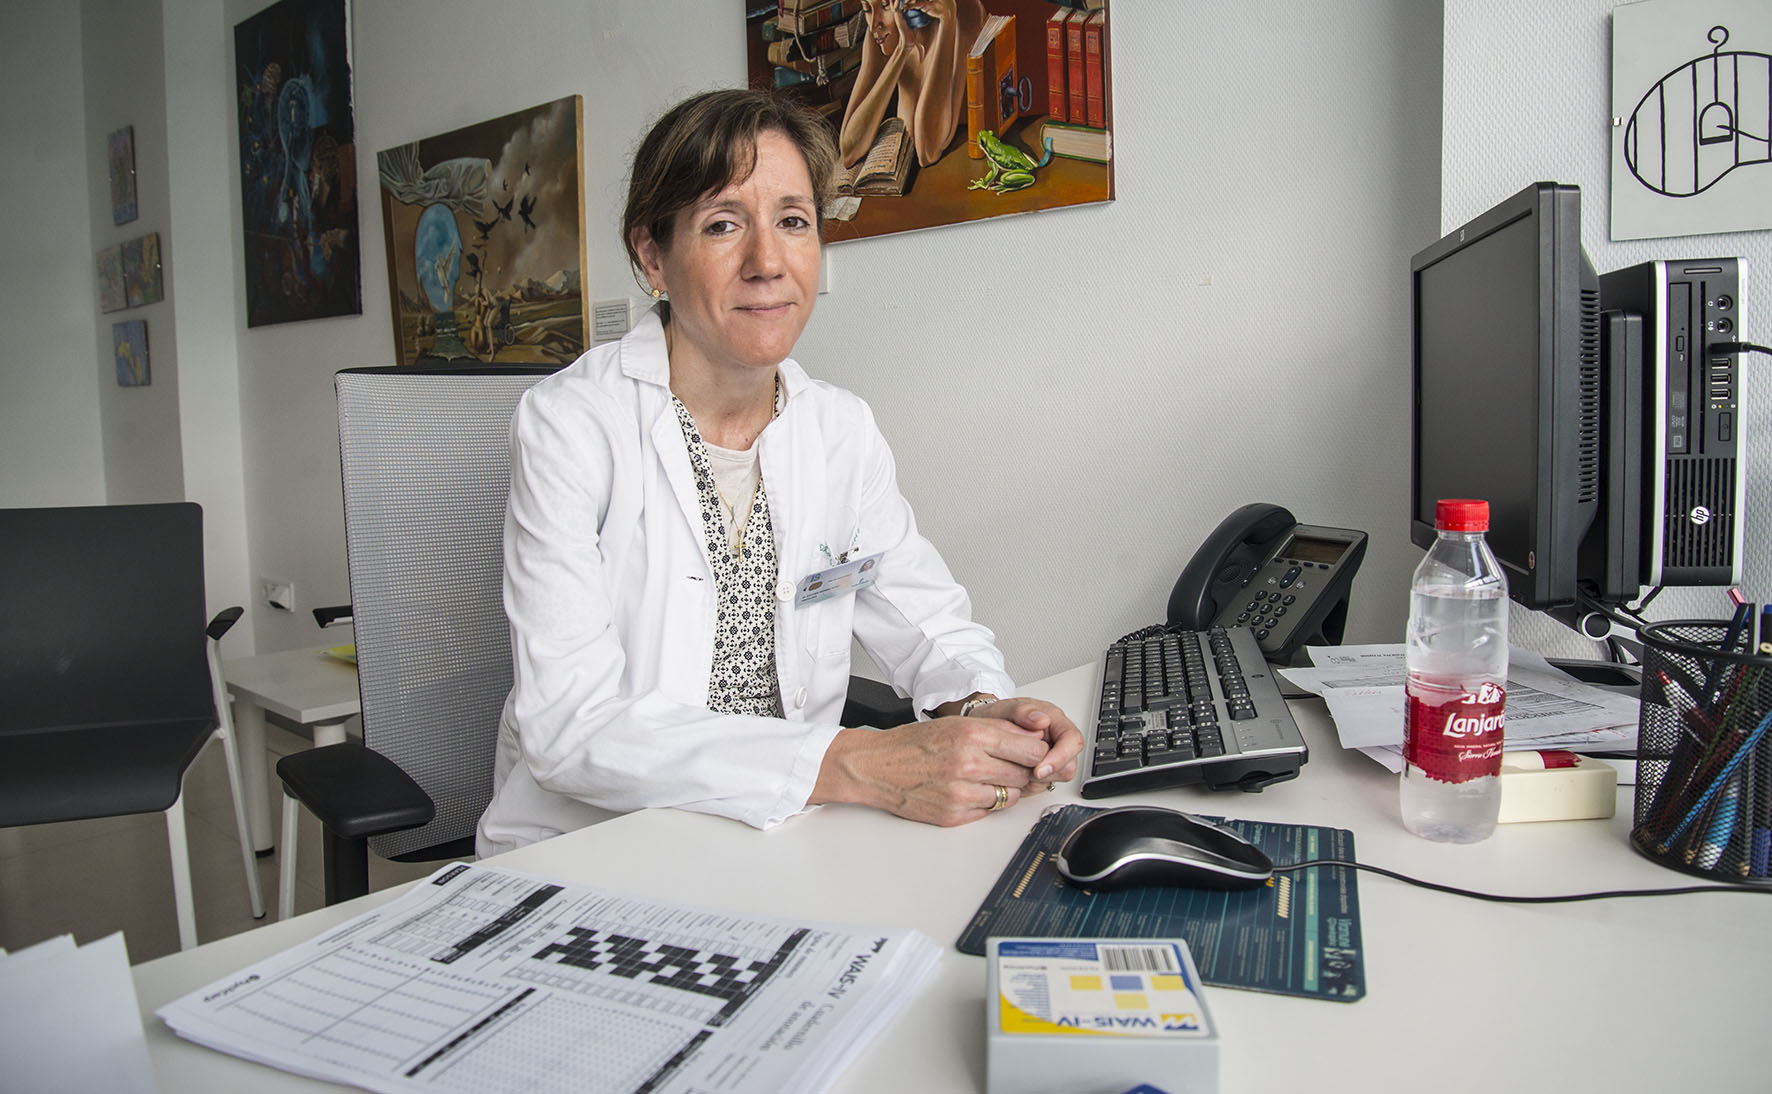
[1279,534,1348,566]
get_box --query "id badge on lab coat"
[795,551,883,608]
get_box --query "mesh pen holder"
[1632,619,1772,884]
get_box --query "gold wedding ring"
[990,784,1009,811]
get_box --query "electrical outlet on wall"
[260,577,295,612]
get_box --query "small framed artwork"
[1611,1,1772,240]
[113,319,150,386]
[376,95,588,365]
[122,232,163,307]
[96,246,127,312]
[234,0,362,326]
[109,125,138,225]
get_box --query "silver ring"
[990,784,1009,811]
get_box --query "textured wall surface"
[234,0,1446,678]
[799,1,1445,680]
[1445,0,1771,655]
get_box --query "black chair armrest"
[276,742,434,840]
[840,676,915,728]
[207,606,244,641]
[313,604,354,628]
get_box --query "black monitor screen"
[1414,216,1539,570]
[1409,182,1599,609]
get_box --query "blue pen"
[1665,709,1772,846]
[1693,771,1739,871]
[1750,747,1771,878]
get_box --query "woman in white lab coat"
[476,89,1082,856]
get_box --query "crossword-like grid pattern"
[433,885,563,965]
[531,927,807,1026]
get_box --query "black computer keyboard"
[1080,624,1308,798]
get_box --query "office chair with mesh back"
[274,365,559,915]
[0,502,265,950]
[276,364,916,915]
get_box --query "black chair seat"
[277,742,435,840]
[0,718,215,826]
[840,677,916,728]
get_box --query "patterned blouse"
[670,394,785,719]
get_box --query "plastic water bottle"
[1401,498,1508,842]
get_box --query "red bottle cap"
[1435,498,1489,532]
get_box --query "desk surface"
[136,662,1770,1093]
[223,647,360,724]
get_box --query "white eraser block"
[987,937,1219,1094]
[1498,756,1618,823]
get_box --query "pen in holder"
[1632,619,1772,884]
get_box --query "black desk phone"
[1082,505,1366,798]
[1166,503,1368,664]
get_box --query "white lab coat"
[476,309,1013,854]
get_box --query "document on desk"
[157,863,940,1094]
[1279,644,1638,771]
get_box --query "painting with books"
[742,0,1113,242]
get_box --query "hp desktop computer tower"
[1599,257,1748,589]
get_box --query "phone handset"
[1167,503,1297,631]
[1164,503,1369,665]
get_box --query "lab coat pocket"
[791,540,852,660]
[800,591,856,661]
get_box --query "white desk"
[223,648,360,852]
[138,662,1769,1092]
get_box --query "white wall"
[0,1,105,507]
[81,0,187,505]
[166,0,256,652]
[808,2,1445,678]
[236,0,1444,675]
[10,0,1445,683]
[1444,0,1772,655]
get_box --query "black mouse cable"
[1270,859,1772,903]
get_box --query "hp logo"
[1689,506,1713,526]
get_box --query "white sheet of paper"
[1280,644,1639,752]
[0,932,156,1094]
[159,863,940,1094]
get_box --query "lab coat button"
[794,687,807,709]
[776,579,794,600]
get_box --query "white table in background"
[139,663,1771,1092]
[222,648,359,853]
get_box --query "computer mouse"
[1053,806,1274,891]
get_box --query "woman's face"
[862,1,900,55]
[636,129,822,377]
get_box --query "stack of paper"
[1280,644,1640,771]
[0,933,156,1093]
[158,863,940,1094]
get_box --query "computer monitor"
[1409,181,1601,610]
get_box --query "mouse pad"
[957,804,1365,1002]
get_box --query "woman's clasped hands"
[811,697,1085,826]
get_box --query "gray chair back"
[335,366,558,859]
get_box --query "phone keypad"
[1234,590,1298,642]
